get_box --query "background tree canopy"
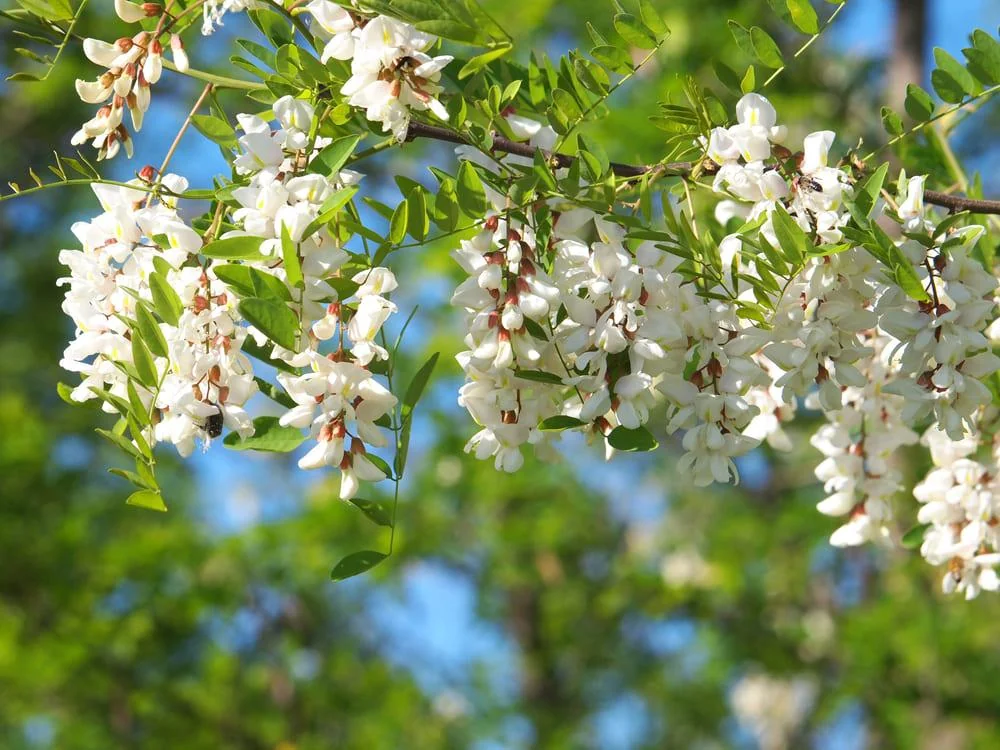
[2,0,1000,748]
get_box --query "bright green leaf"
[238,298,299,351]
[331,550,387,581]
[223,416,306,452]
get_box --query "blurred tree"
[2,2,1000,750]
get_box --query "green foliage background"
[2,1,1000,748]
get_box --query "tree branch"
[404,121,1000,216]
[404,122,694,178]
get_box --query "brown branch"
[404,121,693,178]
[922,189,1000,215]
[404,121,1000,216]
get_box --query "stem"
[349,137,396,164]
[161,59,267,90]
[866,83,1000,159]
[34,0,89,82]
[404,121,695,178]
[763,1,849,88]
[147,83,214,206]
[1,177,164,204]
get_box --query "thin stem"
[34,0,89,82]
[0,177,164,204]
[147,83,214,206]
[161,59,267,90]
[763,1,848,88]
[866,84,1000,160]
[404,121,695,178]
[350,137,397,164]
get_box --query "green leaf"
[901,524,929,549]
[15,0,73,21]
[931,68,967,103]
[238,298,299,351]
[300,186,358,240]
[456,161,487,217]
[191,115,237,147]
[539,415,586,431]
[131,333,158,389]
[96,428,143,461]
[607,425,658,452]
[348,498,394,527]
[406,187,429,241]
[880,106,903,136]
[458,43,513,79]
[856,162,889,217]
[403,350,439,422]
[413,19,480,44]
[309,134,362,176]
[893,261,929,302]
[108,466,157,491]
[223,416,306,452]
[149,272,183,327]
[126,489,168,513]
[331,550,387,581]
[963,30,1000,85]
[135,304,168,358]
[389,200,409,244]
[433,179,459,230]
[741,64,756,93]
[590,44,633,74]
[254,376,296,409]
[638,0,670,37]
[614,13,657,49]
[280,223,303,289]
[201,235,267,260]
[904,83,935,121]
[712,60,742,92]
[933,47,979,97]
[552,87,583,121]
[728,21,756,60]
[750,26,784,69]
[785,0,819,34]
[770,205,809,264]
[513,369,564,385]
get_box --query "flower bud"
[170,34,189,72]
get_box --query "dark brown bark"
[888,0,928,113]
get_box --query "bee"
[206,411,224,438]
[793,175,823,194]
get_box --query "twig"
[404,121,695,178]
[763,1,849,88]
[146,83,213,206]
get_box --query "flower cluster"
[72,2,190,160]
[48,1,1000,596]
[914,427,1000,599]
[304,2,452,140]
[225,95,397,498]
[810,336,918,547]
[450,115,769,484]
[202,0,259,35]
[879,218,999,439]
[58,175,256,455]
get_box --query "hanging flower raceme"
[58,173,257,455]
[914,427,1000,599]
[71,1,195,160]
[878,178,999,440]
